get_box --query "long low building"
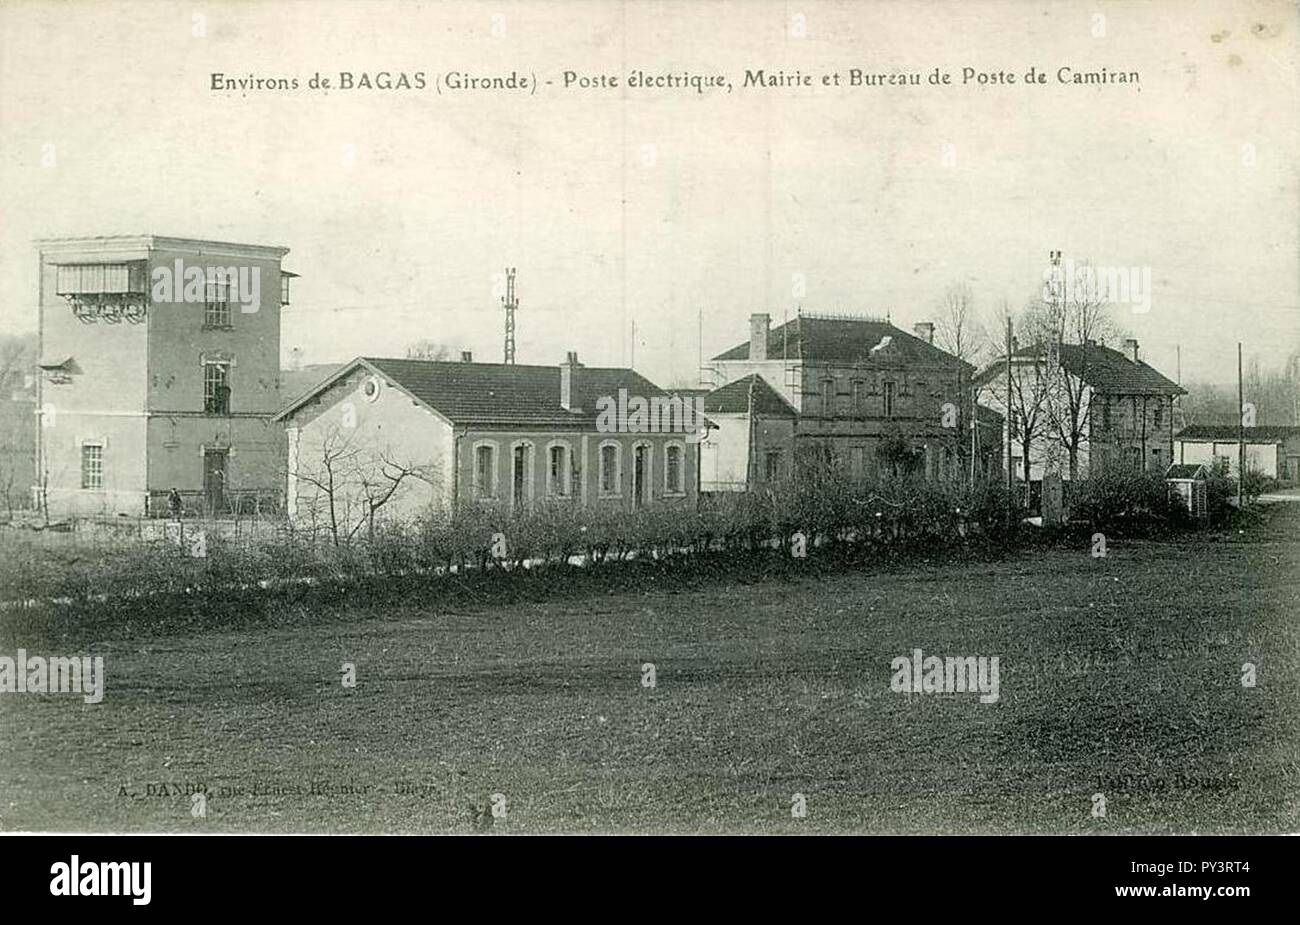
[1174,424,1300,481]
[274,352,702,528]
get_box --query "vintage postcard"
[0,0,1296,875]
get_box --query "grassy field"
[1,507,1297,833]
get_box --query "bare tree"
[1025,259,1124,480]
[935,283,986,368]
[345,447,434,542]
[1006,346,1052,485]
[290,424,436,545]
[935,283,989,480]
[404,340,454,361]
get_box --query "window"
[548,443,571,497]
[851,380,864,415]
[80,444,103,490]
[665,443,685,494]
[204,279,231,327]
[821,379,834,417]
[1153,403,1163,429]
[203,361,231,414]
[883,381,895,418]
[599,442,621,495]
[764,450,783,482]
[473,443,496,498]
[1101,399,1111,430]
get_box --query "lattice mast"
[501,268,518,364]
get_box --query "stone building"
[33,235,294,517]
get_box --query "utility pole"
[1237,341,1245,508]
[746,374,758,488]
[1006,315,1014,520]
[697,306,704,387]
[970,376,978,489]
[501,268,518,364]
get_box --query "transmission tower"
[501,268,518,364]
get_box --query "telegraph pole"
[1237,341,1245,508]
[501,268,518,364]
[1006,315,1014,521]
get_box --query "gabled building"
[698,374,798,491]
[974,337,1185,482]
[708,312,996,482]
[1174,424,1300,481]
[274,353,701,527]
[33,235,296,517]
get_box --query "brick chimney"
[1124,338,1140,362]
[460,350,473,363]
[913,322,935,344]
[749,313,770,361]
[560,350,582,411]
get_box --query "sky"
[1,0,1297,388]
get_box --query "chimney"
[560,350,582,411]
[1124,338,1140,362]
[460,350,473,363]
[913,322,935,344]
[749,313,770,361]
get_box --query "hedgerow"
[0,468,1229,623]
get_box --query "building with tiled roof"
[706,312,998,486]
[1174,424,1300,481]
[275,353,702,525]
[974,338,1186,482]
[702,373,798,417]
[696,374,797,491]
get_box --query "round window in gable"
[360,375,383,403]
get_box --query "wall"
[36,244,150,516]
[1090,391,1177,475]
[283,365,454,532]
[700,413,796,490]
[457,427,698,511]
[1177,439,1279,478]
[35,238,289,518]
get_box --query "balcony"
[55,262,148,324]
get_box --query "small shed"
[1165,463,1209,521]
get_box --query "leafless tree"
[1006,346,1052,486]
[290,424,435,545]
[935,283,989,480]
[345,448,434,542]
[404,340,454,361]
[1023,259,1125,480]
[935,283,986,368]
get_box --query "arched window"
[547,441,573,497]
[664,441,686,495]
[598,441,622,497]
[472,441,497,499]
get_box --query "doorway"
[512,443,532,509]
[203,448,228,515]
[633,444,648,509]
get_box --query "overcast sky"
[2,0,1296,386]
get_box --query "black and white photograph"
[0,0,1296,902]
